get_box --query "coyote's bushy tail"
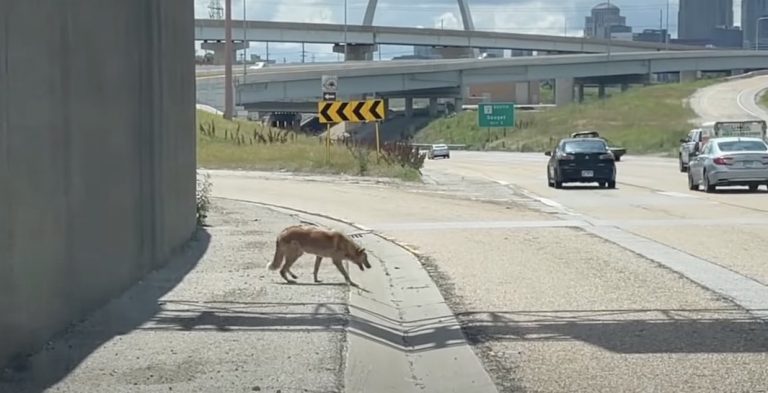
[267,240,284,270]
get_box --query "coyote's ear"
[358,248,366,254]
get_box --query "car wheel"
[607,180,616,189]
[749,184,759,192]
[554,171,563,189]
[614,155,622,162]
[687,171,698,191]
[679,156,688,173]
[703,171,716,193]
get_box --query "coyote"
[267,225,372,287]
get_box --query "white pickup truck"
[679,120,767,172]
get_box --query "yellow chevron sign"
[317,100,387,123]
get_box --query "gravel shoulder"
[1,199,347,393]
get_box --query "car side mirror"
[544,151,552,156]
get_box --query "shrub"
[196,171,213,226]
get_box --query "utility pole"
[301,43,306,63]
[665,0,670,50]
[243,0,247,79]
[224,0,233,119]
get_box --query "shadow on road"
[457,308,768,354]
[133,301,768,356]
[0,229,211,393]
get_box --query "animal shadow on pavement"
[0,230,211,393]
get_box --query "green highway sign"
[478,102,515,128]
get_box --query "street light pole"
[343,0,348,62]
[224,0,233,119]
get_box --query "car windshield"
[717,140,768,152]
[563,140,607,153]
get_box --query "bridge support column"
[428,97,438,118]
[454,97,464,113]
[201,41,247,65]
[679,70,699,83]
[405,97,414,118]
[514,82,530,105]
[555,78,574,106]
[620,83,629,92]
[529,81,541,104]
[577,83,585,103]
[333,44,377,61]
[598,84,606,99]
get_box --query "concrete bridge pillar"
[405,97,414,118]
[555,78,574,106]
[598,84,606,99]
[577,83,585,103]
[333,44,377,61]
[428,97,438,118]
[201,41,247,65]
[529,81,541,104]
[679,70,699,83]
[454,97,464,113]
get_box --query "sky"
[194,0,744,62]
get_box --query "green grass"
[416,79,719,156]
[196,110,421,181]
[761,90,768,108]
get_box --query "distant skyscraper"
[584,3,632,39]
[742,0,768,49]
[678,0,733,42]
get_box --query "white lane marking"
[656,191,700,199]
[736,88,764,119]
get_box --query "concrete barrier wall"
[0,0,196,364]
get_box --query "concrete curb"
[213,197,499,393]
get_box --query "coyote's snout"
[267,225,371,287]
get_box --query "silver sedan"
[687,137,768,193]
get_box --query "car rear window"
[563,140,608,153]
[717,140,768,152]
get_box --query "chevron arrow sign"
[317,99,387,123]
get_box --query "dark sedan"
[546,137,617,189]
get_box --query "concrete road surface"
[207,161,768,392]
[689,74,768,123]
[1,200,348,393]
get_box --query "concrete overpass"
[194,19,703,60]
[234,50,768,107]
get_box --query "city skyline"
[194,1,749,62]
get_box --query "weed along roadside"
[416,79,718,155]
[196,110,423,181]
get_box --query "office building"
[634,29,670,44]
[584,3,632,39]
[742,0,768,49]
[678,0,733,41]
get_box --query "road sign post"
[478,102,515,146]
[321,75,338,163]
[322,75,338,101]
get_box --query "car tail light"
[762,156,768,164]
[599,153,614,160]
[557,152,575,160]
[712,156,733,166]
